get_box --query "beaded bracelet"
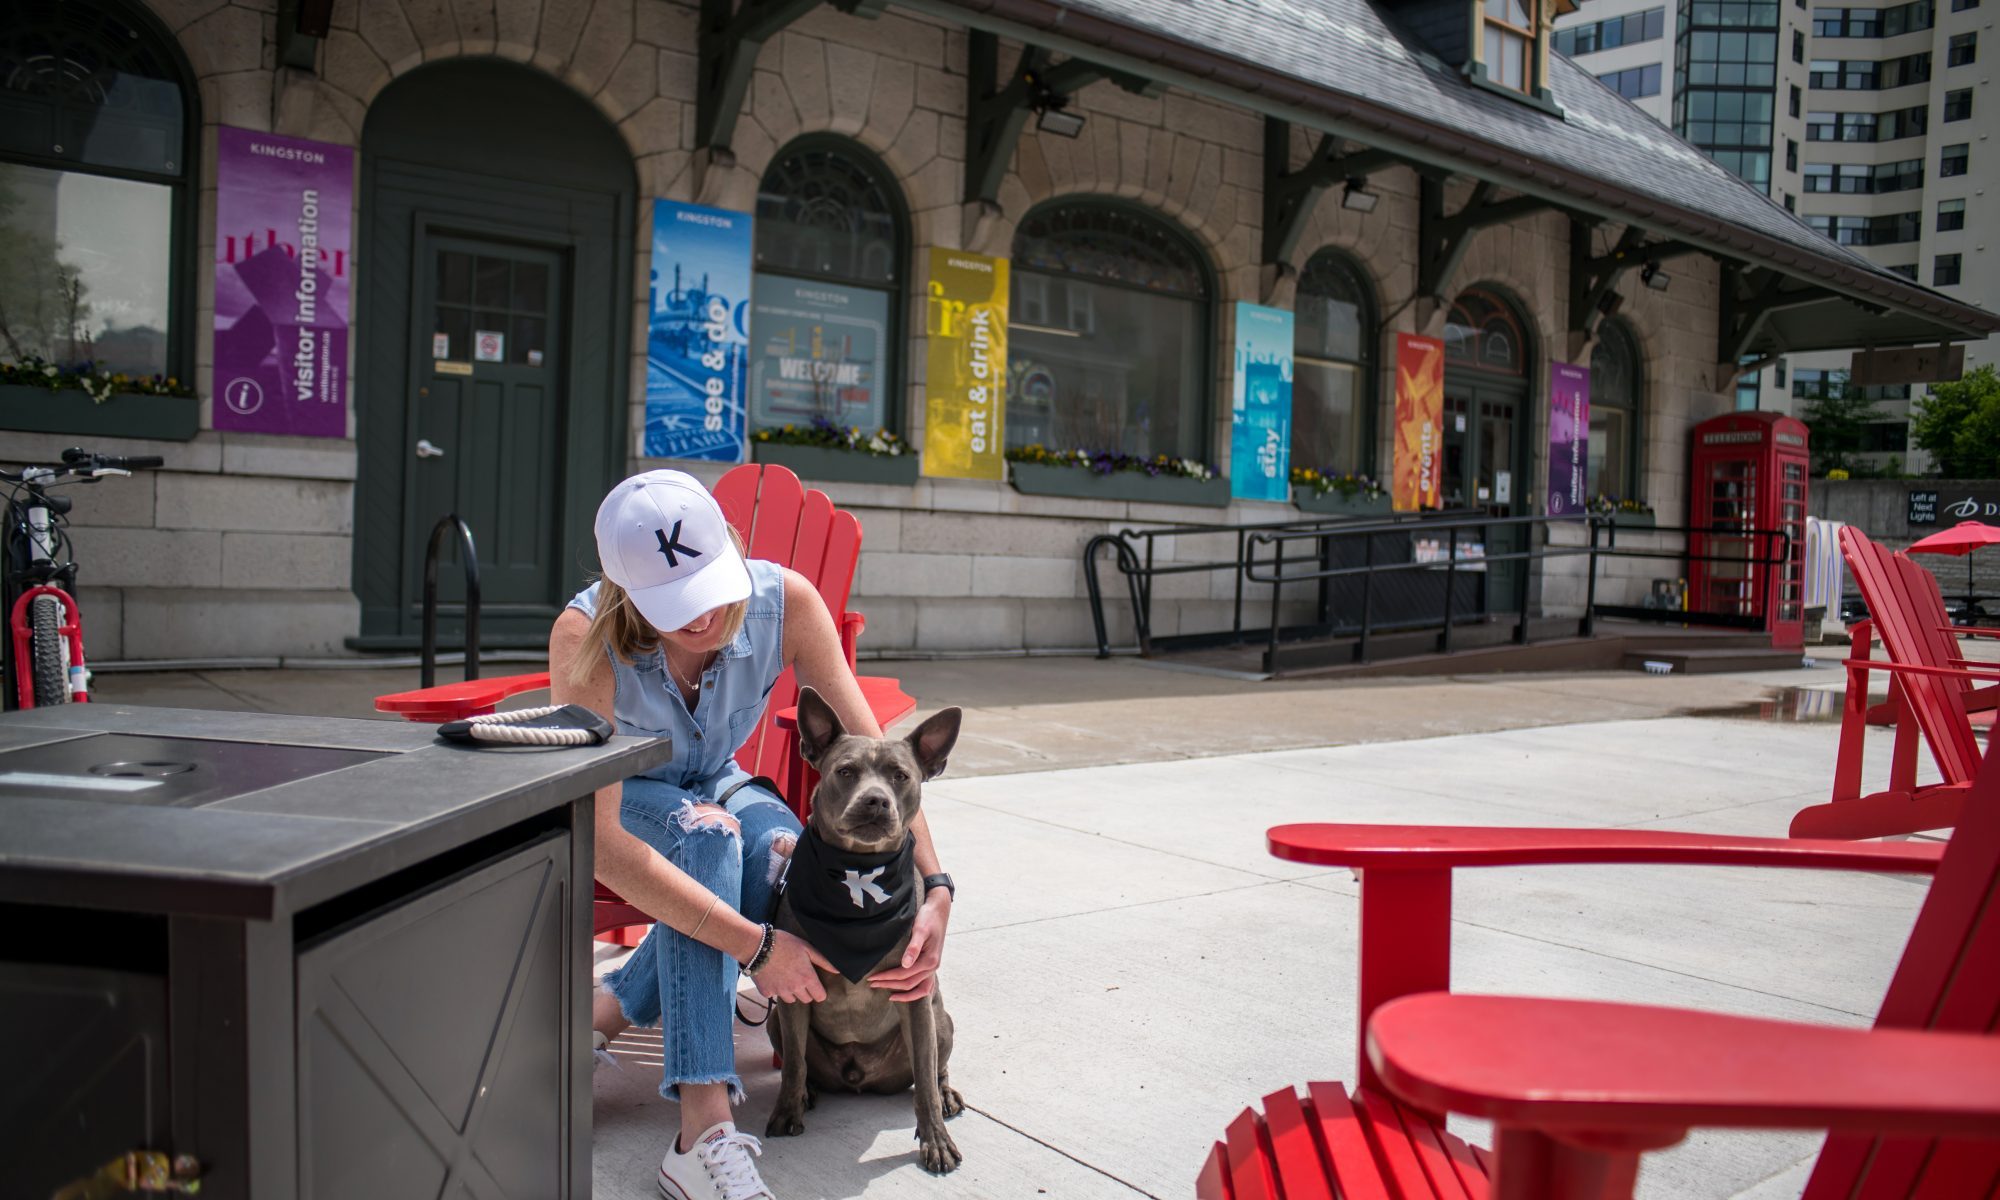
[741,923,776,975]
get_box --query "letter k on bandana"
[783,828,919,982]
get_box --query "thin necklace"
[667,648,713,694]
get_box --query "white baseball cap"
[593,470,752,632]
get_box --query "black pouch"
[437,703,616,746]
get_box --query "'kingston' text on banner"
[1392,332,1443,511]
[645,200,752,462]
[923,249,1009,480]
[212,128,354,437]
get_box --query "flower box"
[1293,487,1392,517]
[753,441,920,486]
[1604,511,1657,529]
[1008,460,1230,507]
[0,384,200,442]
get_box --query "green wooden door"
[1441,379,1530,614]
[404,236,565,617]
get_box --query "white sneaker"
[592,1030,620,1072]
[657,1121,774,1200]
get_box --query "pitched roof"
[906,0,2000,349]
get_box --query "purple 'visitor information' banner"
[212,127,353,437]
[1547,361,1590,517]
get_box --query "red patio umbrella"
[1907,520,2000,618]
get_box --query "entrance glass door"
[1441,380,1528,613]
[402,234,567,619]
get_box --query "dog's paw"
[765,1106,808,1138]
[940,1085,966,1119]
[917,1125,962,1174]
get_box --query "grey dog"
[763,687,965,1174]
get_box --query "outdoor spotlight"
[1340,178,1380,213]
[1034,93,1087,138]
[1640,262,1671,291]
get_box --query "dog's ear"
[904,706,961,780]
[796,686,846,766]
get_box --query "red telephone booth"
[1689,412,1809,650]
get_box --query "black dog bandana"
[784,828,919,983]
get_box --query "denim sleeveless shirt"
[567,558,786,788]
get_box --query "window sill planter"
[1604,512,1657,529]
[1008,461,1230,507]
[0,385,200,442]
[752,441,919,487]
[1293,488,1391,517]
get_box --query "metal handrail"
[420,513,481,689]
[1083,509,1794,672]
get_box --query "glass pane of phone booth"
[1704,458,1758,617]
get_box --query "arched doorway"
[1441,286,1535,612]
[352,59,635,648]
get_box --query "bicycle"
[2,447,164,709]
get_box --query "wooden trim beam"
[964,33,1163,206]
[696,0,828,154]
[1717,265,1835,380]
[1261,117,1402,267]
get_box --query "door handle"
[416,439,446,459]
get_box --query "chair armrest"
[1369,994,2000,1140]
[1844,657,2000,684]
[1268,824,1944,874]
[375,671,552,721]
[1943,625,2000,640]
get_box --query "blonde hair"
[567,527,750,690]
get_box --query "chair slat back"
[1803,735,2000,1198]
[711,464,866,808]
[1838,527,1983,785]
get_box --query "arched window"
[0,0,195,376]
[751,138,906,433]
[1292,249,1377,476]
[1590,319,1644,502]
[1007,201,1212,461]
[1443,287,1528,378]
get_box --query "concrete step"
[1623,647,1804,675]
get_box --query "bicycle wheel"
[29,593,70,706]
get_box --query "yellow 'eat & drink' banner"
[923,249,1008,480]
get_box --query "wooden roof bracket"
[1566,223,1704,358]
[1260,117,1402,269]
[1714,264,1834,390]
[964,31,1163,207]
[1417,176,1551,326]
[696,0,861,156]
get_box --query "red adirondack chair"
[1201,736,2000,1200]
[375,463,916,943]
[1788,526,2000,839]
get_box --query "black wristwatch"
[922,872,955,900]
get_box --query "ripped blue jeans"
[600,773,801,1102]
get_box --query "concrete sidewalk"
[80,651,1976,1197]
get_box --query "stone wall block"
[658,48,697,101]
[907,155,958,212]
[847,595,916,650]
[448,0,497,49]
[1090,118,1121,189]
[186,4,267,74]
[855,551,973,596]
[354,0,421,71]
[222,532,354,589]
[535,0,590,66]
[796,7,944,64]
[153,0,230,33]
[900,512,1087,558]
[493,0,540,51]
[596,42,657,121]
[782,34,831,125]
[322,29,391,105]
[1014,136,1051,200]
[1081,81,1163,126]
[915,65,963,115]
[1165,134,1203,210]
[75,588,123,662]
[397,0,458,52]
[913,597,1022,650]
[1034,131,1074,191]
[121,588,360,659]
[751,69,799,142]
[624,97,684,156]
[971,555,1079,599]
[220,437,361,480]
[825,41,876,134]
[156,475,354,535]
[1027,595,1131,651]
[64,472,158,529]
[636,0,694,46]
[1115,119,1150,195]
[889,106,940,173]
[850,507,902,552]
[69,528,223,589]
[569,0,633,92]
[867,57,917,146]
[634,148,690,196]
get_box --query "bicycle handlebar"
[7,450,166,483]
[102,455,165,470]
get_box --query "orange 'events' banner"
[1392,332,1443,511]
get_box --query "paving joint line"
[953,876,1306,938]
[940,795,1302,883]
[958,1103,1162,1198]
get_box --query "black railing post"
[1583,517,1600,637]
[1233,528,1247,640]
[420,513,481,690]
[1266,535,1285,672]
[1441,524,1458,655]
[1357,532,1376,664]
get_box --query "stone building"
[3,0,1994,663]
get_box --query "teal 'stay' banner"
[1231,302,1295,502]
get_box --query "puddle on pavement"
[1682,687,1843,723]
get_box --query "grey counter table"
[0,704,670,1200]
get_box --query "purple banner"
[212,128,353,437]
[1547,361,1590,517]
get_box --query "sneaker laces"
[697,1129,771,1200]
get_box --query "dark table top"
[0,705,670,920]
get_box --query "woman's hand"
[751,929,835,1004]
[869,889,949,1002]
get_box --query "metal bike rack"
[419,513,481,689]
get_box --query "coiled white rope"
[455,704,602,745]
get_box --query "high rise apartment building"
[1555,0,1994,471]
